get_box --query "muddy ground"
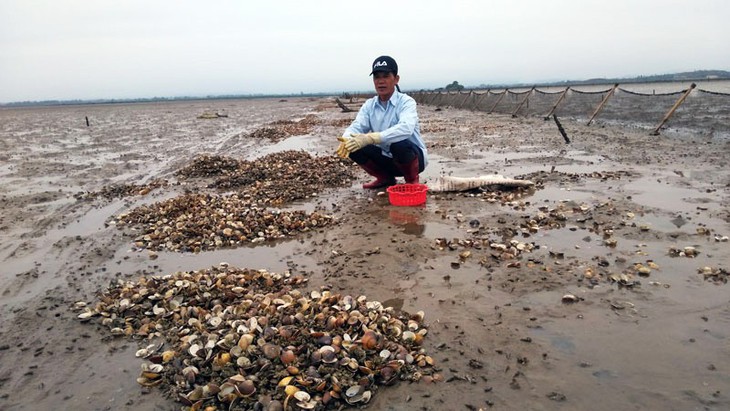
[0,97,729,411]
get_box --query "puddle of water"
[531,224,603,254]
[364,203,470,239]
[48,201,127,238]
[519,282,729,407]
[633,212,695,233]
[426,151,619,187]
[624,177,722,214]
[114,237,317,278]
[0,236,318,312]
[530,185,600,203]
[402,260,515,331]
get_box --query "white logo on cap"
[374,61,388,68]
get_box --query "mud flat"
[0,97,729,410]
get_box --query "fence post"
[544,87,570,120]
[511,87,535,117]
[489,90,507,114]
[650,83,696,135]
[587,83,619,125]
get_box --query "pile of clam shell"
[176,155,244,179]
[328,118,354,128]
[75,179,170,200]
[75,264,438,410]
[247,127,288,141]
[111,151,355,252]
[112,193,333,252]
[176,151,355,204]
[247,115,320,142]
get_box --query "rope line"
[535,88,567,95]
[697,88,730,96]
[429,86,729,96]
[570,87,614,95]
[618,87,686,97]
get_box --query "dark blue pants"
[350,140,425,176]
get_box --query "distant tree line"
[435,81,464,92]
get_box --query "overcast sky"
[1,0,728,102]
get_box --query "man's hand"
[335,140,350,158]
[341,132,382,153]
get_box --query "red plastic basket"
[387,184,428,206]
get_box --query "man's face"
[373,71,399,101]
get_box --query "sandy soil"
[1,97,729,411]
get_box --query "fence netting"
[411,82,730,137]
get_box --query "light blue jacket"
[343,91,428,167]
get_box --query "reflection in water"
[388,208,425,236]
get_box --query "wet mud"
[0,97,729,411]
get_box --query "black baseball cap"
[370,55,398,75]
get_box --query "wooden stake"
[544,87,569,120]
[587,83,619,125]
[553,115,570,144]
[335,98,353,112]
[85,116,90,127]
[511,87,535,117]
[651,83,696,135]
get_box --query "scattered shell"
[293,391,311,402]
[698,266,729,283]
[669,246,700,258]
[635,264,651,276]
[77,311,95,320]
[562,294,580,304]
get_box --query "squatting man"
[337,55,429,188]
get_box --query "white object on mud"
[428,175,534,192]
